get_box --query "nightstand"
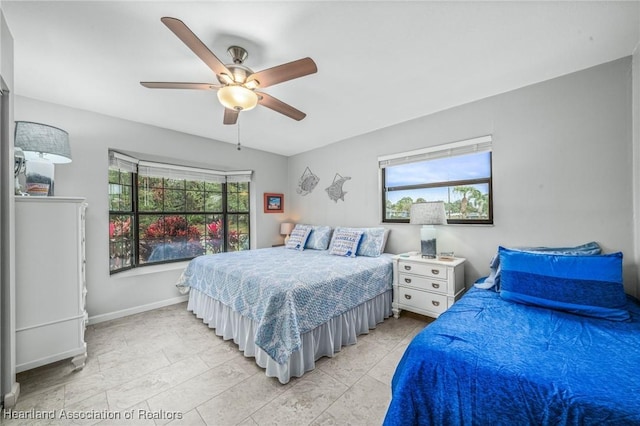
[392,255,466,319]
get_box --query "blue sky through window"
[385,151,491,187]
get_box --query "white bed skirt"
[186,288,393,384]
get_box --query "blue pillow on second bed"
[477,241,602,291]
[499,247,629,321]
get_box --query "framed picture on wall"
[264,193,284,213]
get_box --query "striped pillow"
[329,229,363,258]
[499,247,629,321]
[285,225,312,251]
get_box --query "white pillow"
[285,225,312,251]
[329,229,364,257]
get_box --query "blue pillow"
[285,225,312,251]
[499,247,629,321]
[329,229,363,258]
[478,242,602,291]
[303,225,333,250]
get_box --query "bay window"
[109,151,251,274]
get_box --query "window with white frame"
[379,135,493,224]
[108,151,252,274]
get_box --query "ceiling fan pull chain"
[237,119,241,151]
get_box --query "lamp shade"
[15,121,72,163]
[217,86,258,111]
[409,201,447,225]
[280,222,295,235]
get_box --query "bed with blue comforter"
[177,245,393,383]
[385,246,640,425]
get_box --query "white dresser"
[392,255,465,319]
[15,197,88,373]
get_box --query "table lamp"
[410,201,447,258]
[280,222,295,244]
[14,121,72,196]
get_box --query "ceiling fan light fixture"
[217,85,258,111]
[218,73,234,85]
[244,79,260,90]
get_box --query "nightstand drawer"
[398,261,448,280]
[398,288,448,315]
[398,273,448,294]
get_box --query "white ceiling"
[3,1,639,156]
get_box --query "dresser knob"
[404,294,412,300]
[404,278,411,284]
[432,300,440,306]
[404,265,412,271]
[432,283,440,289]
[431,269,440,275]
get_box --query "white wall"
[288,57,637,295]
[0,6,18,407]
[633,41,640,298]
[15,96,290,320]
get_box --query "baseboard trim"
[87,295,189,325]
[3,382,20,409]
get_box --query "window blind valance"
[378,135,492,169]
[109,151,138,173]
[108,151,252,183]
[138,161,228,183]
[225,171,253,183]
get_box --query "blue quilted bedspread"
[177,247,393,364]
[384,287,640,426]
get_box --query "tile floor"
[3,302,432,426]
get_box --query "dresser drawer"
[398,272,448,294]
[398,261,448,280]
[398,287,448,315]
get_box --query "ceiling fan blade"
[249,58,317,88]
[161,17,231,77]
[257,92,306,121]
[140,82,220,90]
[223,108,239,125]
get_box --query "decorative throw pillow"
[499,247,629,321]
[476,241,602,291]
[285,225,312,251]
[329,227,389,257]
[304,225,333,250]
[329,229,364,257]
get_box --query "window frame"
[379,136,493,225]
[109,152,252,274]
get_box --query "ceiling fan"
[141,17,318,125]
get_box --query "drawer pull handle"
[404,294,412,300]
[404,265,412,271]
[404,278,412,284]
[431,269,440,275]
[432,283,440,289]
[432,301,440,307]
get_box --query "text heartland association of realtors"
[3,408,183,421]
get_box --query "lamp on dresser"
[14,121,72,196]
[410,201,447,258]
[280,222,295,245]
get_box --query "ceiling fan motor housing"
[227,46,248,64]
[217,64,254,85]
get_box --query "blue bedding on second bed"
[177,247,393,365]
[384,287,640,426]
